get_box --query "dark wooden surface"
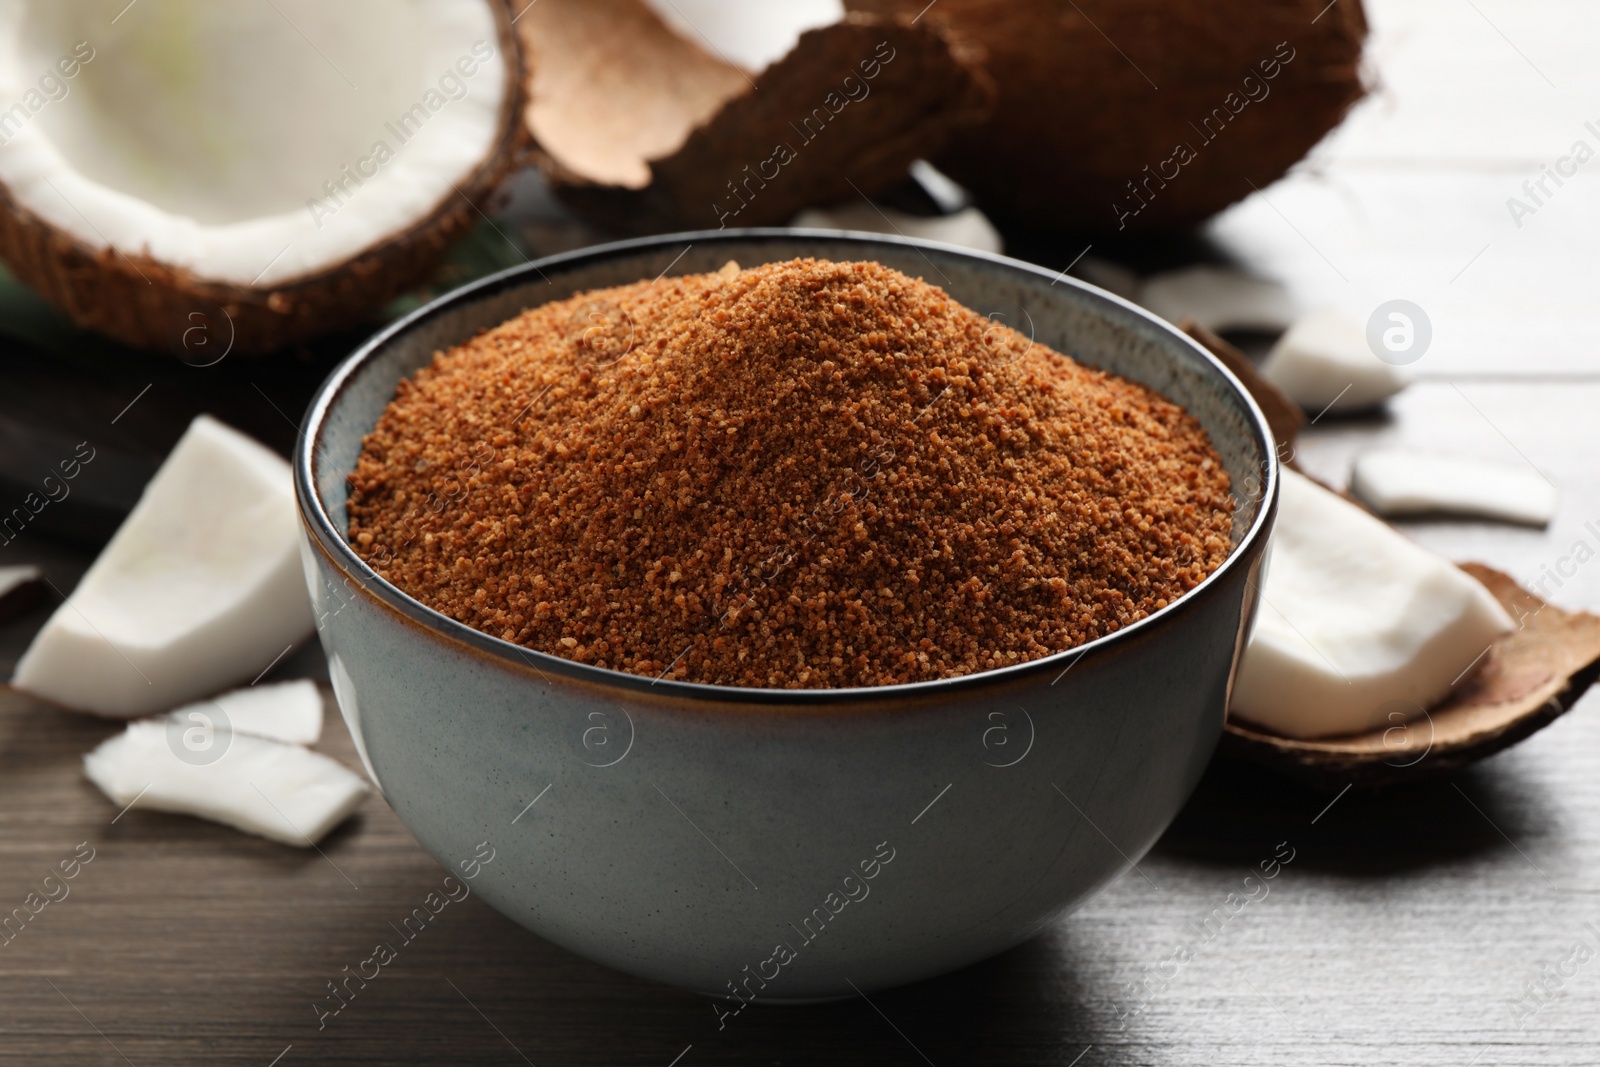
[5,0,1600,1061]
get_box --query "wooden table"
[4,0,1599,1062]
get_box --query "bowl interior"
[303,230,1273,690]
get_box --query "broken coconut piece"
[163,680,324,747]
[12,416,313,718]
[0,0,526,353]
[1222,564,1600,789]
[791,203,1002,253]
[1260,307,1408,413]
[0,565,45,624]
[1230,469,1515,740]
[1351,450,1558,526]
[84,720,367,847]
[520,0,991,233]
[1139,266,1298,334]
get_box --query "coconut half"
[0,0,525,353]
[519,0,992,233]
[845,0,1368,232]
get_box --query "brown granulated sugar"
[347,258,1233,688]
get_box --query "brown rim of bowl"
[294,228,1279,707]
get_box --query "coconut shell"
[519,0,993,233]
[0,1,529,356]
[845,0,1369,233]
[1220,565,1600,790]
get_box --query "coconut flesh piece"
[84,720,367,847]
[12,416,313,718]
[1138,266,1299,334]
[642,0,844,72]
[1351,449,1558,526]
[163,679,323,747]
[1260,307,1408,413]
[791,203,1002,254]
[1230,469,1515,740]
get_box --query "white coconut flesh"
[1230,469,1515,740]
[84,720,368,847]
[1260,307,1408,413]
[1139,266,1298,334]
[163,679,324,747]
[12,415,314,717]
[1351,450,1558,526]
[0,0,508,288]
[792,202,1003,255]
[642,0,844,72]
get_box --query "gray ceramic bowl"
[294,230,1277,1001]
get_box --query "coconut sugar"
[347,258,1233,688]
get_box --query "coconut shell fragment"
[846,0,1369,232]
[1220,565,1600,790]
[520,0,993,233]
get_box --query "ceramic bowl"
[294,230,1277,1001]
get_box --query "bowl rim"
[294,227,1278,706]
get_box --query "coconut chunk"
[1351,450,1558,526]
[12,416,313,718]
[1138,266,1298,333]
[792,203,1002,253]
[84,720,367,847]
[163,680,324,747]
[1260,307,1409,413]
[1230,470,1515,740]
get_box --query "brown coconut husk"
[0,0,529,356]
[519,0,994,233]
[1181,325,1600,789]
[845,0,1369,233]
